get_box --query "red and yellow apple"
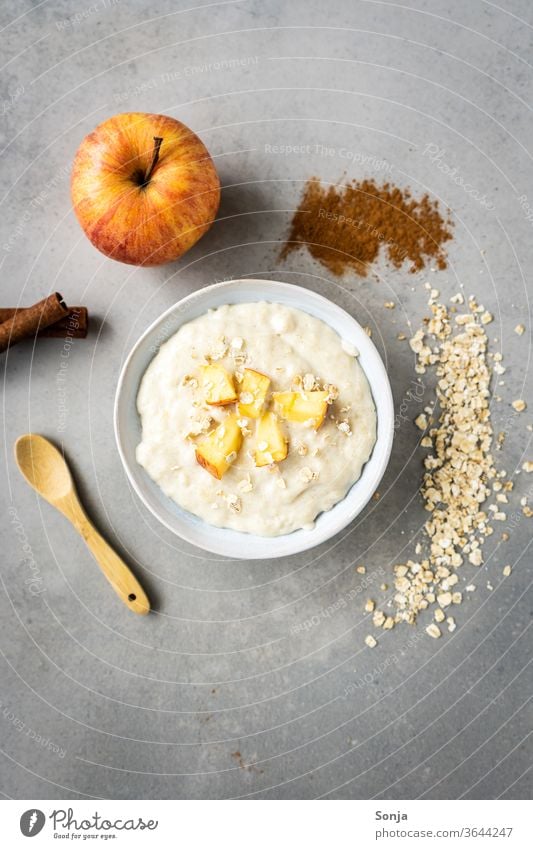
[71,112,220,266]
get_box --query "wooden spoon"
[15,434,150,616]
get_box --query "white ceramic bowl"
[114,279,394,559]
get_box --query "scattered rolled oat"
[238,477,253,494]
[390,298,505,632]
[514,324,525,336]
[337,421,352,436]
[372,611,385,628]
[512,399,527,412]
[299,466,315,483]
[502,564,512,577]
[365,634,377,648]
[365,599,376,613]
[469,549,483,566]
[226,494,242,513]
[182,374,199,388]
[522,461,533,473]
[356,565,366,574]
[207,337,228,361]
[324,383,339,403]
[303,373,319,391]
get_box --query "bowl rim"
[114,279,394,558]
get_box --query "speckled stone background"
[1,0,532,800]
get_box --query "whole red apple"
[71,112,220,266]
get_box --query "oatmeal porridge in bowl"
[115,280,394,557]
[136,301,376,536]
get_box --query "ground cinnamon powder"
[280,178,453,277]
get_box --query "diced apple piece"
[238,368,271,418]
[273,390,329,430]
[254,412,288,467]
[195,414,243,479]
[200,364,237,406]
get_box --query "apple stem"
[144,136,163,184]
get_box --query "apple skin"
[71,112,220,266]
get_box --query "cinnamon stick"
[0,293,69,353]
[0,306,88,339]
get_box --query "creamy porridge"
[136,302,376,536]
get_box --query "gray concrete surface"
[1,0,532,800]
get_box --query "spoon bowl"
[15,433,73,503]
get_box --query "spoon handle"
[62,496,150,616]
[82,523,150,616]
